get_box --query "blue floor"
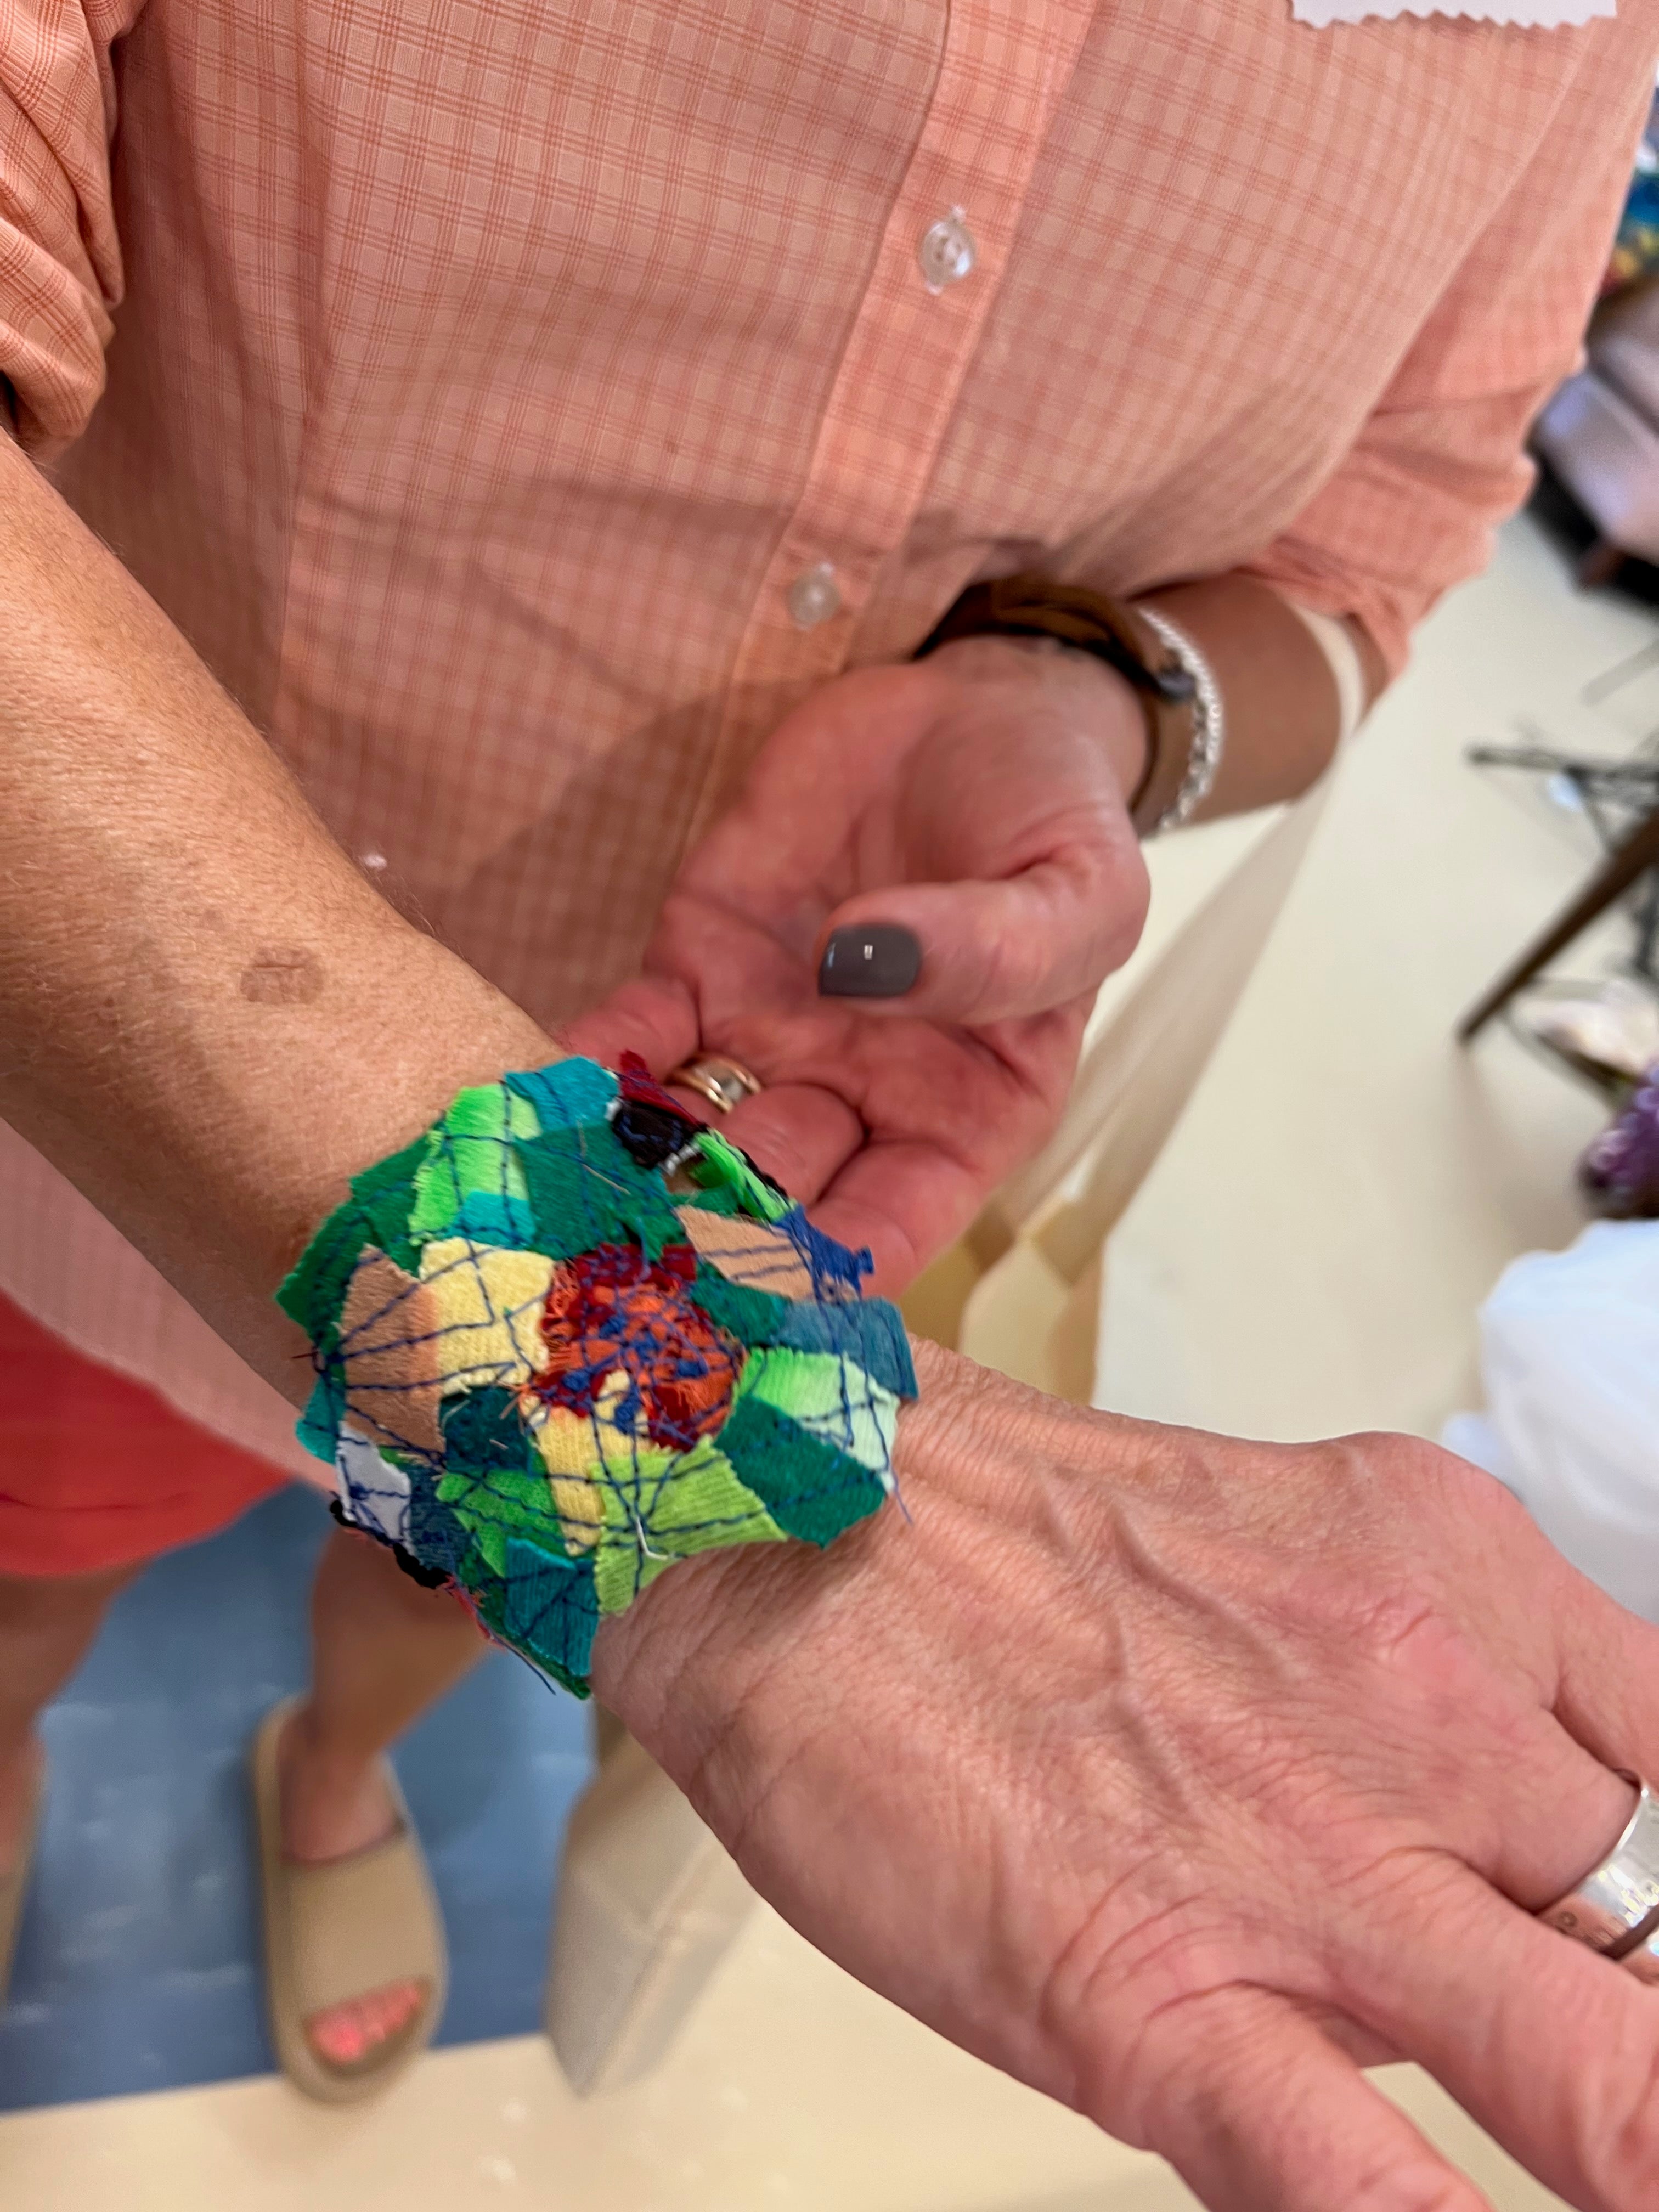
[0,1484,592,2111]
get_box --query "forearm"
[0,433,554,1400]
[1137,572,1387,820]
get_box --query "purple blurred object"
[1581,1068,1659,1217]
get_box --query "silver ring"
[1538,1775,1659,1964]
[1619,1921,1659,1985]
[666,1056,763,1117]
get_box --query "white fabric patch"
[335,1427,413,1547]
[1294,0,1610,24]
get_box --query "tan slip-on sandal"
[251,1696,448,2104]
[0,1745,44,2008]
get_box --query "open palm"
[625,644,1150,1287]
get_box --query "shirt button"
[917,208,976,294]
[787,561,842,629]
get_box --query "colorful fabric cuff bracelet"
[277,1054,916,1696]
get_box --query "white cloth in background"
[1443,1222,1659,1621]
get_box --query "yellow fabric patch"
[529,1404,605,1552]
[417,1238,555,1395]
[551,1478,602,1550]
[531,1403,600,1476]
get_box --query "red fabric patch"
[528,1242,741,1452]
[615,1051,684,1118]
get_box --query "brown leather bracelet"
[913,572,1198,836]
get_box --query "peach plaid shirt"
[2,0,1656,1472]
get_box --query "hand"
[637,637,1151,1286]
[597,1345,1659,2212]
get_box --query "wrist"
[922,632,1152,809]
[590,1338,1048,1753]
[284,1048,916,1695]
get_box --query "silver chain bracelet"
[1133,605,1226,834]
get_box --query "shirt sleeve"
[0,2,140,454]
[1242,25,1659,679]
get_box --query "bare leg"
[0,1561,138,1875]
[278,1525,487,2068]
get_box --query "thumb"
[815,851,1148,1026]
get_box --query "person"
[3,0,1659,2200]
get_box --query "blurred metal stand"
[1458,635,1659,1039]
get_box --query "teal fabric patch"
[772,1296,917,1401]
[504,1059,618,1129]
[718,1391,887,1548]
[449,1190,537,1248]
[685,1267,794,1346]
[676,1182,746,1218]
[439,1386,532,1475]
[516,1124,682,1262]
[500,1539,600,1698]
[297,1372,346,1466]
[407,1466,475,1584]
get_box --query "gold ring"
[666,1056,764,1116]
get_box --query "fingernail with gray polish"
[818,924,923,998]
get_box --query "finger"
[808,1138,987,1292]
[720,1083,864,1204]
[1553,1564,1659,1792]
[1463,1544,1659,1911]
[1475,1718,1637,1918]
[816,849,1146,1027]
[1131,1986,1489,2212]
[557,978,700,1076]
[1340,1858,1659,2210]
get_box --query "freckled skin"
[239,946,324,1005]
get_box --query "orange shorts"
[0,1290,292,1578]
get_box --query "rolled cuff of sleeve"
[1240,387,1547,682]
[0,6,127,454]
[0,221,112,449]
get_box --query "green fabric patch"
[439,1463,555,1576]
[717,1392,886,1548]
[685,1267,795,1348]
[736,1348,899,1478]
[349,1134,432,1276]
[686,1130,791,1223]
[676,1181,746,1218]
[407,1084,540,1246]
[515,1122,683,1262]
[593,1435,783,1615]
[436,1388,560,1576]
[276,1130,431,1348]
